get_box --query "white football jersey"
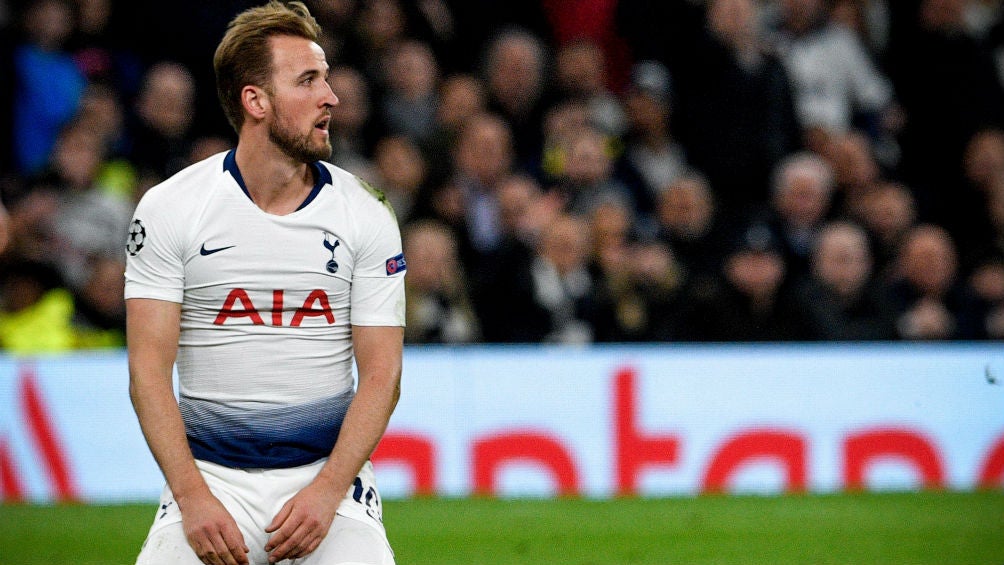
[125,150,406,469]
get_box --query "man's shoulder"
[319,162,398,221]
[139,151,230,208]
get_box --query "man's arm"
[265,324,403,563]
[127,298,249,565]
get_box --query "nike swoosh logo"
[200,243,235,256]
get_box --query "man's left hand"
[264,481,342,563]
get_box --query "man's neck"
[234,140,314,215]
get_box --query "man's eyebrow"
[296,66,330,81]
[297,69,321,81]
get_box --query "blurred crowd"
[1,0,1004,353]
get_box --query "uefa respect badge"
[385,253,406,275]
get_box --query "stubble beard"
[268,110,332,163]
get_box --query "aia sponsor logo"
[214,288,336,326]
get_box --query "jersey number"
[352,476,383,522]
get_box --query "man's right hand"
[180,493,250,565]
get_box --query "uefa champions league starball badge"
[126,219,146,256]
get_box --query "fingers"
[188,520,249,565]
[192,534,249,565]
[265,517,304,563]
[221,527,250,565]
[264,501,291,533]
[265,514,325,563]
[264,491,337,562]
[207,533,241,565]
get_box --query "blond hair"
[213,1,321,133]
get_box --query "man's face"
[265,35,338,163]
[814,228,871,297]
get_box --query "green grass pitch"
[0,491,1001,564]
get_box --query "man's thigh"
[300,515,395,565]
[135,521,204,565]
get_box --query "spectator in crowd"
[466,173,560,338]
[344,0,409,85]
[963,127,1004,195]
[672,0,802,220]
[797,220,898,340]
[420,73,487,183]
[126,62,197,183]
[77,83,126,157]
[479,214,606,343]
[0,259,79,353]
[618,60,690,217]
[12,0,86,175]
[590,198,632,264]
[856,181,918,277]
[494,173,559,250]
[378,39,440,144]
[680,222,816,341]
[371,134,428,223]
[326,65,377,177]
[654,173,730,284]
[552,124,637,222]
[402,220,480,344]
[538,98,590,184]
[593,222,687,342]
[586,198,634,336]
[75,82,138,201]
[447,112,516,266]
[373,134,427,220]
[826,129,884,220]
[969,255,1004,339]
[764,0,896,151]
[763,151,837,277]
[41,123,131,289]
[481,27,554,168]
[952,127,1004,269]
[1,185,59,265]
[886,224,986,340]
[553,39,626,138]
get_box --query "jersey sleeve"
[350,187,406,327]
[124,188,186,303]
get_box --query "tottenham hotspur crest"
[323,232,340,273]
[126,219,146,256]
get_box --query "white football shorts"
[136,459,394,565]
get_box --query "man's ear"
[242,85,270,121]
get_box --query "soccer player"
[124,2,405,564]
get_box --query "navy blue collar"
[223,149,332,211]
